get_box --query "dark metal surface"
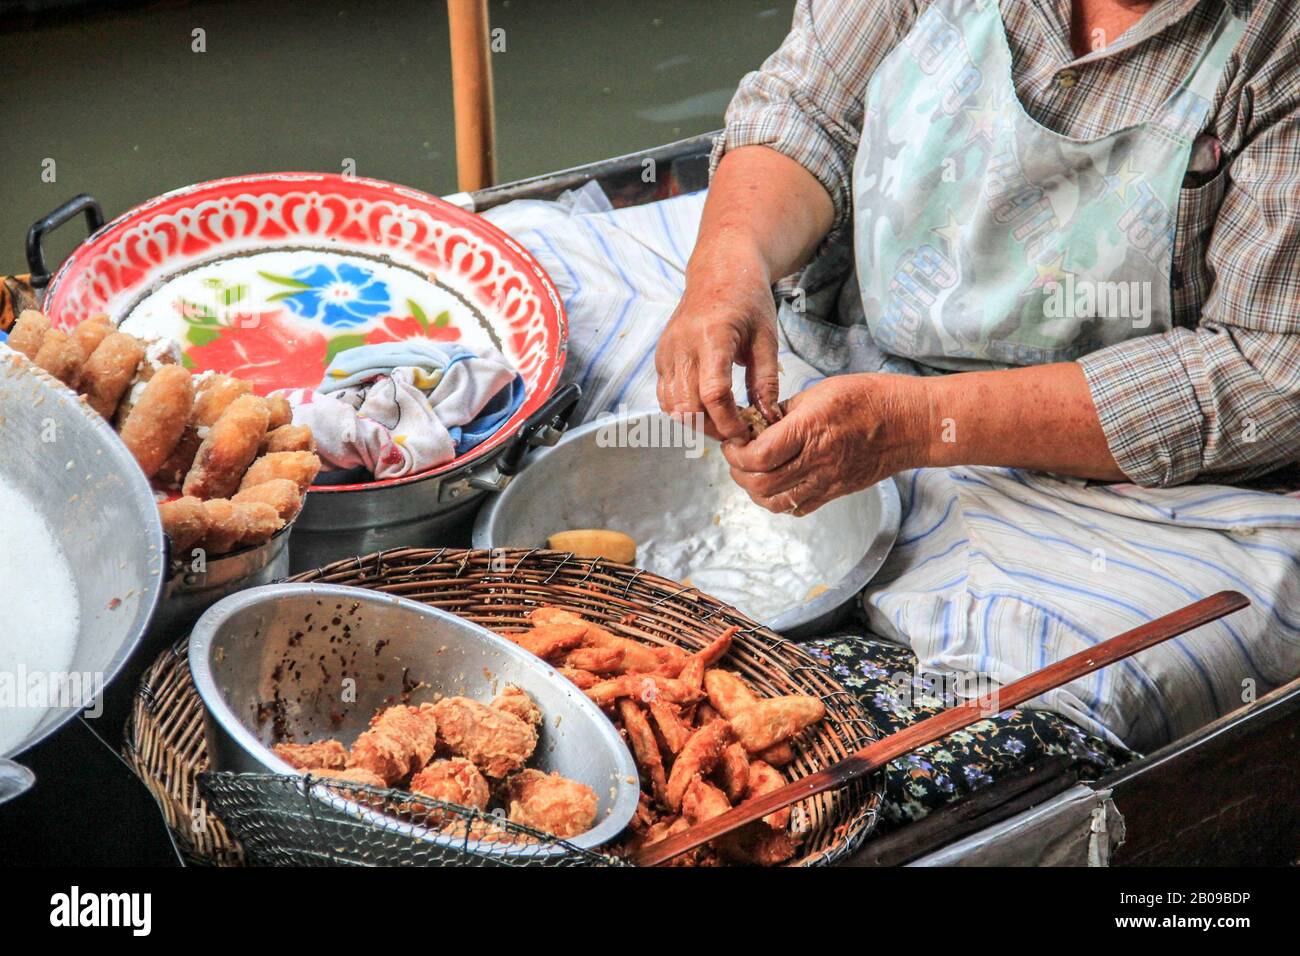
[26,193,103,287]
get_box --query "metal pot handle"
[26,194,105,289]
[495,382,581,477]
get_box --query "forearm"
[907,363,1126,481]
[689,145,834,286]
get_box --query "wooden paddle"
[634,590,1249,867]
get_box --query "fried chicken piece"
[682,777,731,825]
[586,673,703,708]
[33,328,85,387]
[556,666,599,690]
[432,696,537,778]
[504,768,598,839]
[119,365,195,477]
[679,775,799,866]
[307,766,387,787]
[158,495,209,552]
[232,477,303,522]
[79,332,145,419]
[677,628,737,690]
[715,741,751,802]
[272,739,348,771]
[347,703,440,785]
[193,374,253,426]
[703,669,796,765]
[238,450,321,494]
[491,684,542,728]
[263,423,315,454]
[730,696,826,753]
[665,720,734,811]
[647,699,692,754]
[409,757,490,811]
[7,310,50,359]
[652,643,689,678]
[183,393,270,499]
[511,622,587,660]
[747,759,792,830]
[71,314,114,358]
[563,646,625,674]
[618,699,667,805]
[529,606,661,672]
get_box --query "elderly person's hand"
[722,374,929,515]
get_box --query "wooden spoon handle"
[634,590,1249,867]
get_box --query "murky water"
[0,0,794,272]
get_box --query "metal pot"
[473,410,901,638]
[0,352,164,796]
[288,383,581,572]
[188,583,640,856]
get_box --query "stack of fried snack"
[7,309,321,556]
[502,606,827,866]
[272,684,600,841]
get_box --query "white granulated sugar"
[0,484,80,754]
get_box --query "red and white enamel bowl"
[42,173,573,570]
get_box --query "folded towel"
[281,341,524,480]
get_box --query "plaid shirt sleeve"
[708,0,921,247]
[1080,81,1300,486]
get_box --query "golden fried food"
[564,646,625,674]
[193,373,253,426]
[586,673,702,708]
[647,699,692,754]
[491,684,542,728]
[158,495,208,552]
[715,741,751,802]
[234,500,283,547]
[432,696,537,778]
[80,332,145,419]
[511,622,586,660]
[504,769,598,838]
[677,629,736,689]
[747,759,791,830]
[265,393,293,429]
[409,757,490,811]
[618,699,667,805]
[309,766,386,787]
[71,314,114,357]
[231,477,303,522]
[529,607,661,672]
[7,309,50,359]
[263,423,315,453]
[681,777,731,825]
[347,703,440,785]
[718,823,800,866]
[272,739,348,771]
[183,393,270,499]
[556,667,599,690]
[665,720,734,811]
[730,696,826,753]
[238,450,321,494]
[703,668,796,765]
[33,328,85,387]
[156,428,201,487]
[546,528,637,563]
[195,499,282,554]
[738,405,775,440]
[118,365,195,477]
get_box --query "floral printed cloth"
[806,633,1136,827]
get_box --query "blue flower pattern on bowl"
[277,262,390,328]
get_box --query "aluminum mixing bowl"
[473,411,900,637]
[188,583,640,854]
[0,351,164,765]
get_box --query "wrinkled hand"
[655,257,781,441]
[722,374,929,515]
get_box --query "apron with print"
[779,0,1243,375]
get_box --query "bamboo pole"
[446,0,497,192]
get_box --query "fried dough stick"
[80,332,145,419]
[119,365,194,477]
[33,328,85,387]
[263,423,315,453]
[158,496,208,552]
[232,477,303,522]
[196,499,282,554]
[183,393,270,499]
[71,314,114,357]
[7,310,50,359]
[238,450,321,494]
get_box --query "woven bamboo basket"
[123,547,886,866]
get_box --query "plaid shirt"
[712,0,1300,487]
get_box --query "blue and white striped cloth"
[484,188,1300,753]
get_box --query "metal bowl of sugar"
[473,410,900,637]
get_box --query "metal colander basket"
[125,547,887,866]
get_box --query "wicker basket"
[124,547,886,866]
